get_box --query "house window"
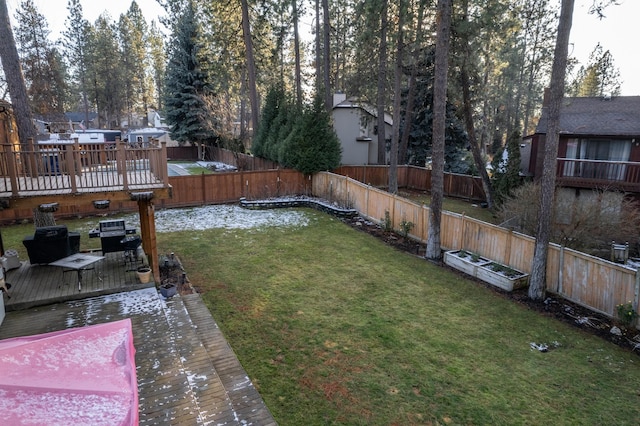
[564,138,631,181]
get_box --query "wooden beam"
[6,187,172,211]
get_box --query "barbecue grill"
[89,220,137,255]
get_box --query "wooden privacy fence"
[156,169,311,209]
[313,171,640,322]
[210,147,280,171]
[333,165,486,201]
[0,169,310,222]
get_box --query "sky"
[4,0,640,95]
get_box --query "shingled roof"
[535,96,640,137]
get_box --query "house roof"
[65,111,98,123]
[535,96,640,137]
[333,98,393,126]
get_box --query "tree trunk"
[241,0,259,136]
[0,0,36,149]
[322,0,331,111]
[315,0,321,92]
[376,0,388,166]
[32,209,56,228]
[389,0,405,194]
[459,1,494,209]
[461,66,494,209]
[398,6,424,165]
[426,0,452,260]
[528,0,575,301]
[292,0,302,107]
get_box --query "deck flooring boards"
[0,276,277,424]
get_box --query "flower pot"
[160,283,177,298]
[136,267,152,284]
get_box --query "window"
[564,138,630,180]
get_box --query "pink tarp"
[0,319,138,425]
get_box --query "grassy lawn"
[3,209,640,424]
[157,209,640,425]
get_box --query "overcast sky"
[5,0,640,95]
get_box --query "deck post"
[137,198,159,283]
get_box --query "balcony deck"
[556,158,640,192]
[0,140,170,202]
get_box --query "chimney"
[542,87,550,107]
[333,92,347,107]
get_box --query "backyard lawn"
[2,207,640,424]
[157,209,640,425]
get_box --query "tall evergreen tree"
[148,21,166,111]
[280,95,341,174]
[164,2,214,145]
[569,43,621,97]
[86,14,125,128]
[62,0,91,125]
[14,0,66,115]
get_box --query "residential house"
[522,95,640,200]
[331,93,393,165]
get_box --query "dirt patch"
[340,214,640,356]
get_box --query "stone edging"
[239,197,358,218]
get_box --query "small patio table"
[49,253,105,291]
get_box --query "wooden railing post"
[7,142,19,196]
[160,140,169,185]
[117,139,128,190]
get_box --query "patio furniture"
[22,225,81,265]
[49,253,105,291]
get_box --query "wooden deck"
[0,254,277,425]
[2,251,153,311]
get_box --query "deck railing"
[557,158,640,191]
[0,138,169,196]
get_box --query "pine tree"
[164,3,215,145]
[491,130,523,204]
[62,0,91,124]
[14,0,66,115]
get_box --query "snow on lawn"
[104,204,311,233]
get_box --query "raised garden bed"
[444,250,529,292]
[239,196,358,218]
[443,249,491,277]
[476,262,529,292]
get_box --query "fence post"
[460,213,466,250]
[504,229,512,266]
[558,244,565,295]
[634,268,640,324]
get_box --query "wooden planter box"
[443,250,491,277]
[444,250,529,292]
[476,262,529,292]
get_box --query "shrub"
[616,301,638,326]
